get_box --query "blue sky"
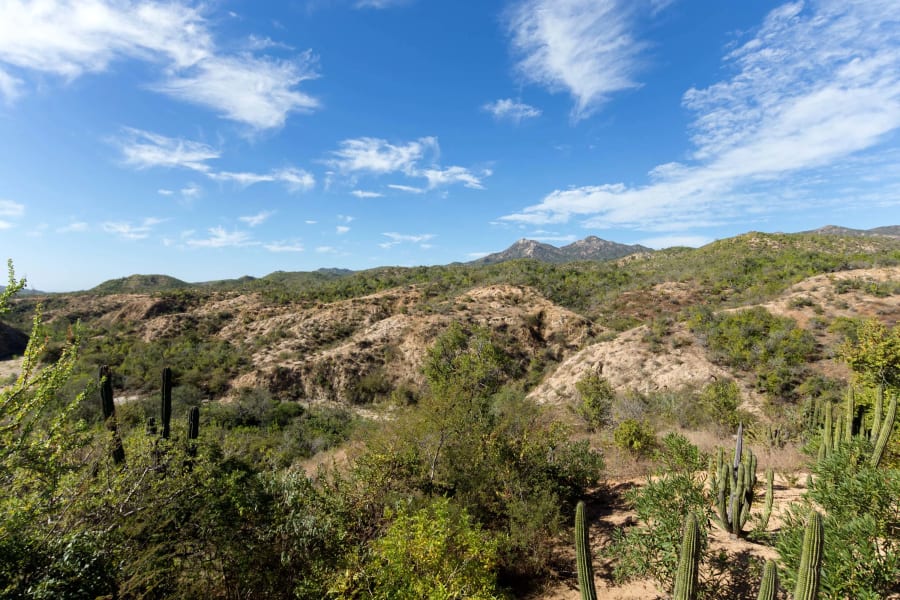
[0,0,899,291]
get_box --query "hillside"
[89,274,190,294]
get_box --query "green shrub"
[614,419,656,456]
[363,497,502,600]
[575,373,614,430]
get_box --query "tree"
[841,319,900,389]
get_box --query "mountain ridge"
[471,235,652,265]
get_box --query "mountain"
[803,225,900,238]
[89,274,190,294]
[472,236,651,265]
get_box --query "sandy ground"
[0,356,24,389]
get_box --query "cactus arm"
[845,388,855,442]
[870,392,897,468]
[575,501,597,600]
[792,511,824,600]
[758,469,774,532]
[821,401,832,460]
[673,514,701,600]
[871,384,884,442]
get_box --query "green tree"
[841,319,900,389]
[575,373,614,430]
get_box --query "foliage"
[575,373,614,430]
[840,319,900,388]
[606,441,710,591]
[613,419,656,456]
[362,497,502,600]
[689,306,817,399]
[777,439,900,599]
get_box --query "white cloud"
[0,1,318,129]
[315,245,336,253]
[102,217,163,240]
[355,0,412,8]
[305,219,318,224]
[157,188,174,196]
[239,210,274,227]
[351,189,383,198]
[187,226,257,248]
[482,98,541,123]
[116,127,218,171]
[421,166,490,190]
[506,0,650,120]
[264,241,304,252]
[57,221,88,233]
[502,1,900,231]
[0,199,24,218]
[181,182,202,198]
[0,221,11,230]
[0,67,23,103]
[326,136,438,175]
[379,231,434,248]
[210,167,314,192]
[154,53,319,130]
[337,214,354,223]
[387,183,425,194]
[336,225,350,234]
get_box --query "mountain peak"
[471,236,651,265]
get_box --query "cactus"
[832,412,842,454]
[871,384,884,442]
[146,416,157,436]
[575,501,597,600]
[820,401,832,461]
[161,367,172,439]
[758,468,774,532]
[99,365,126,465]
[756,559,777,600]
[711,424,756,538]
[793,510,824,600]
[188,406,200,440]
[871,391,897,468]
[844,388,855,442]
[673,513,701,600]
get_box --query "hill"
[89,274,190,294]
[802,224,900,237]
[471,235,651,265]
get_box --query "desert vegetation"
[1,231,899,599]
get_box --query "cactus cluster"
[710,423,757,538]
[99,365,126,465]
[817,384,896,468]
[792,511,824,600]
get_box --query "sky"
[0,0,899,291]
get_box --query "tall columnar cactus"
[758,468,774,532]
[793,510,824,600]
[819,401,833,461]
[575,501,597,600]
[832,412,842,454]
[673,513,701,600]
[871,391,897,468]
[99,365,126,465]
[844,388,855,442]
[188,406,200,440]
[711,424,756,538]
[756,559,777,600]
[871,384,884,442]
[161,366,172,439]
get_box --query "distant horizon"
[7,223,895,293]
[2,1,899,291]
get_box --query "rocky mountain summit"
[472,236,651,265]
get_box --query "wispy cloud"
[157,188,174,196]
[326,137,437,175]
[336,225,350,234]
[57,221,88,233]
[116,128,314,192]
[154,53,319,130]
[210,167,315,192]
[421,166,490,190]
[506,0,653,120]
[388,183,425,194]
[351,189,383,198]
[180,182,202,198]
[482,98,541,123]
[502,1,900,231]
[355,0,413,8]
[315,245,336,253]
[264,241,304,252]
[0,67,22,103]
[102,217,164,240]
[379,231,435,248]
[239,210,275,227]
[116,127,219,171]
[187,226,257,248]
[0,199,24,218]
[0,1,318,129]
[326,136,490,190]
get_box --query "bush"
[575,373,614,430]
[362,498,502,600]
[614,419,656,456]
